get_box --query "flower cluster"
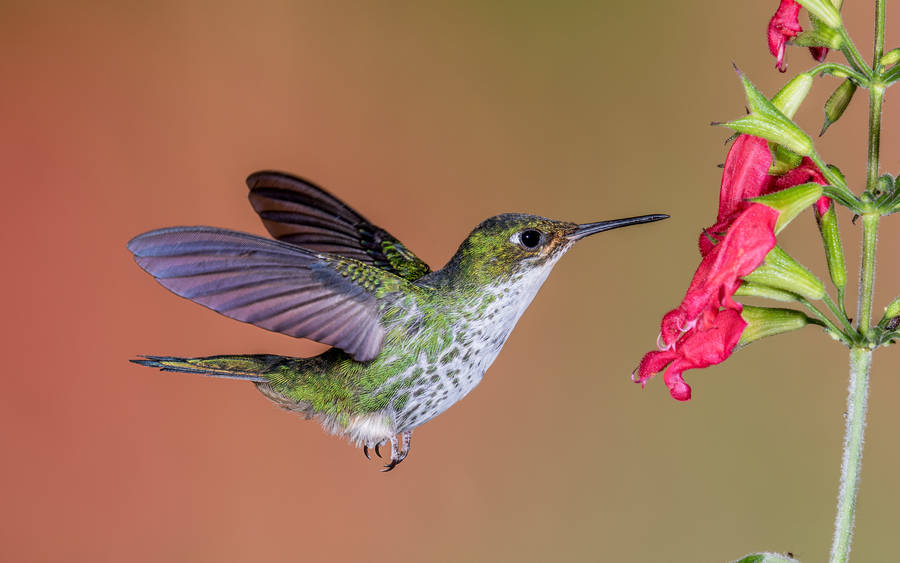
[633,0,851,401]
[634,135,826,400]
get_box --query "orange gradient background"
[3,2,900,561]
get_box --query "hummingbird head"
[438,212,668,290]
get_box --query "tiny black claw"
[375,443,383,458]
[363,445,371,460]
[381,460,399,472]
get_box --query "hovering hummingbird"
[129,171,666,470]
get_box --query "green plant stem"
[865,87,885,196]
[808,62,870,85]
[828,4,885,563]
[807,152,858,205]
[798,297,849,343]
[829,348,872,563]
[823,293,857,336]
[857,214,880,336]
[838,28,873,79]
[874,0,886,69]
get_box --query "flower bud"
[797,0,842,29]
[725,71,814,156]
[743,246,826,300]
[772,73,815,119]
[820,79,857,136]
[879,48,900,67]
[735,281,799,302]
[816,202,847,291]
[738,306,810,348]
[885,296,900,320]
[751,182,824,233]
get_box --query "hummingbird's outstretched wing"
[127,227,411,362]
[246,171,431,282]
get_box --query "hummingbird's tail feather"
[131,355,270,382]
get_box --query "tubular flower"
[637,136,830,400]
[637,310,747,401]
[637,134,785,400]
[768,0,803,72]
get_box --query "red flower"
[698,135,775,257]
[769,0,803,72]
[637,309,747,401]
[638,204,778,400]
[636,135,778,400]
[809,46,829,63]
[637,135,833,400]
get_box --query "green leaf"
[731,552,800,563]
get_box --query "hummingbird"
[129,171,666,470]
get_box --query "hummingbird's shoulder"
[246,171,432,282]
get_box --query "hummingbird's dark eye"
[519,229,542,249]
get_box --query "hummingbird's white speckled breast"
[386,255,562,433]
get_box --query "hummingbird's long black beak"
[567,214,669,241]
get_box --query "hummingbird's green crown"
[433,213,579,290]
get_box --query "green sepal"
[743,246,826,300]
[769,144,803,175]
[735,281,800,303]
[731,552,801,563]
[725,72,814,156]
[884,295,900,320]
[738,306,810,348]
[879,48,900,67]
[771,73,814,119]
[797,0,842,29]
[816,203,847,290]
[820,79,857,136]
[751,182,823,234]
[793,28,842,49]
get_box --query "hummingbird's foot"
[362,440,386,460]
[381,431,412,472]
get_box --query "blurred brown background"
[2,1,899,561]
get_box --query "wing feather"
[127,226,408,361]
[247,171,431,281]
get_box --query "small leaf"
[731,552,801,563]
